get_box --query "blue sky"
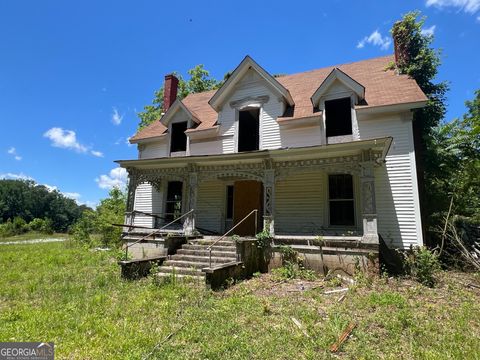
[1,0,479,207]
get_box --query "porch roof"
[116,137,392,170]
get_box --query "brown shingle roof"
[131,55,427,142]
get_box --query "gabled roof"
[160,99,200,126]
[131,55,428,142]
[310,67,365,107]
[208,55,295,111]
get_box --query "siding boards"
[280,126,322,148]
[140,141,168,159]
[196,180,224,233]
[275,172,325,235]
[358,115,420,248]
[133,183,153,227]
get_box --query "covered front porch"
[118,137,391,245]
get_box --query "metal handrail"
[123,209,195,260]
[207,209,258,268]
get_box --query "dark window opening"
[170,121,187,153]
[165,181,183,221]
[325,97,352,137]
[328,174,354,226]
[238,108,260,152]
[226,185,234,219]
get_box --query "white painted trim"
[160,100,200,127]
[405,113,424,246]
[311,68,365,107]
[130,134,167,145]
[356,101,428,116]
[209,55,294,111]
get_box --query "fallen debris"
[291,317,310,338]
[466,283,480,289]
[330,322,356,353]
[324,288,349,295]
[337,293,347,303]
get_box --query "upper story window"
[238,108,260,152]
[170,121,187,153]
[325,97,352,138]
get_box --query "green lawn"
[0,241,479,359]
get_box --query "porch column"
[360,156,378,244]
[263,167,275,236]
[125,171,138,227]
[184,168,198,235]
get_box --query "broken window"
[238,108,260,152]
[328,174,354,226]
[170,121,187,153]
[165,181,183,221]
[325,97,352,137]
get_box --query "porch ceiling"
[115,137,392,170]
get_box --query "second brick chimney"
[164,74,179,112]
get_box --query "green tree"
[0,179,87,232]
[95,187,126,247]
[72,187,126,247]
[391,12,448,234]
[137,64,220,130]
[429,90,480,221]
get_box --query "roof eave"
[208,55,295,112]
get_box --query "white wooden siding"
[189,138,223,156]
[133,183,163,228]
[133,183,153,227]
[196,180,224,233]
[275,172,325,235]
[358,114,422,248]
[216,69,284,153]
[139,141,168,159]
[279,126,322,148]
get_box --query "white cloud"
[91,150,104,157]
[421,25,437,36]
[426,0,480,13]
[95,167,128,190]
[357,30,392,50]
[42,184,58,192]
[44,127,88,153]
[63,192,81,200]
[0,172,33,181]
[7,147,22,161]
[111,107,123,125]
[477,15,480,20]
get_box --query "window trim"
[234,105,263,153]
[325,173,358,228]
[319,93,359,145]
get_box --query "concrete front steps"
[155,238,238,284]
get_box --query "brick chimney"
[163,74,179,112]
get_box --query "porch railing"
[206,209,258,268]
[123,209,195,261]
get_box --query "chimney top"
[164,74,179,112]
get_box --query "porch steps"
[155,237,237,284]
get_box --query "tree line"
[0,179,89,235]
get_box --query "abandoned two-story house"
[117,54,427,280]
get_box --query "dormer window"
[325,97,352,137]
[170,121,187,153]
[238,108,260,152]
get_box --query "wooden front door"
[233,180,263,236]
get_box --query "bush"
[28,218,54,234]
[403,246,440,287]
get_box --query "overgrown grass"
[0,241,479,359]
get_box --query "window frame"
[326,173,356,227]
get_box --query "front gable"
[208,56,294,112]
[310,68,365,108]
